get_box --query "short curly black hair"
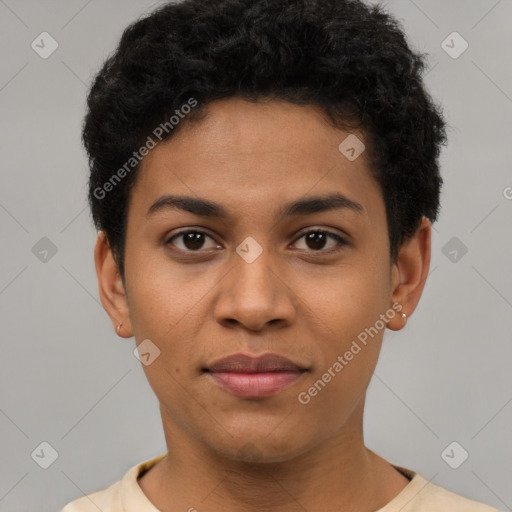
[84,0,447,280]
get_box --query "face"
[99,98,419,463]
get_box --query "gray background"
[1,1,511,511]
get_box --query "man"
[63,0,498,510]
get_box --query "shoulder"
[61,479,121,512]
[385,469,501,512]
[60,453,166,512]
[419,479,500,511]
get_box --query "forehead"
[128,98,383,223]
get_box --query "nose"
[213,248,297,332]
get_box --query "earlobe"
[94,231,133,338]
[387,217,432,332]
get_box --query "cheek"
[126,270,203,404]
[125,258,223,394]
[125,254,215,339]
[306,259,390,334]
[297,304,385,428]
[298,258,390,396]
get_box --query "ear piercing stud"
[396,303,407,320]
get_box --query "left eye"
[292,230,347,252]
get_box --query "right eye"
[165,230,221,252]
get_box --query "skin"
[95,97,431,512]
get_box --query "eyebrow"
[146,192,364,220]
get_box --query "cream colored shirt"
[61,453,500,511]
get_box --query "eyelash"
[165,228,348,255]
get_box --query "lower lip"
[208,371,304,398]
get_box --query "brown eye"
[292,230,348,253]
[166,230,219,252]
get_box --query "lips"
[204,353,307,398]
[207,353,305,373]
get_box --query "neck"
[138,401,409,512]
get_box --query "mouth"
[203,353,308,399]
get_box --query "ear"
[94,231,133,338]
[387,216,432,331]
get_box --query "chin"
[204,426,313,465]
